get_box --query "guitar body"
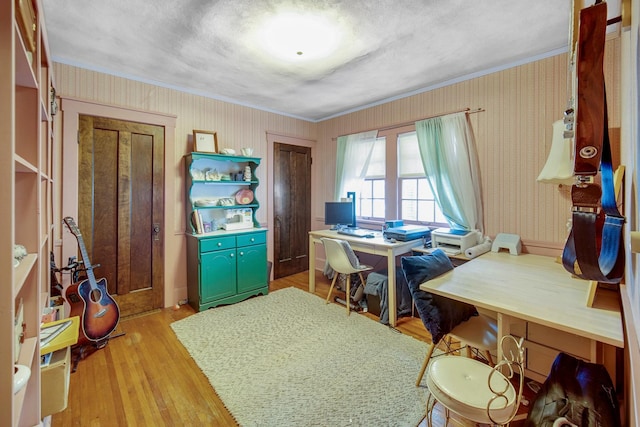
[62,217,121,346]
[66,277,120,344]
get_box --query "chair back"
[321,238,362,275]
[487,335,525,425]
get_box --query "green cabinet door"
[201,249,236,303]
[237,243,267,294]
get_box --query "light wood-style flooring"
[51,270,528,426]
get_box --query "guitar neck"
[63,217,101,289]
[75,234,98,287]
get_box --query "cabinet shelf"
[5,0,55,423]
[13,254,37,295]
[13,336,37,426]
[14,154,38,174]
[40,98,49,122]
[194,203,259,210]
[186,152,261,233]
[13,25,37,89]
[193,180,258,185]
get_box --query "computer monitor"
[324,201,354,229]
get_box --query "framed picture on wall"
[193,130,219,153]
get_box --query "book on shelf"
[192,210,204,234]
[40,352,52,367]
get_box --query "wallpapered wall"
[315,38,622,255]
[52,29,638,420]
[53,63,318,234]
[53,37,621,289]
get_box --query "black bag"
[525,352,620,427]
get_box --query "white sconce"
[537,120,575,185]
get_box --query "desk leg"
[387,249,397,327]
[309,237,316,293]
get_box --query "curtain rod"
[332,107,484,140]
[378,107,483,132]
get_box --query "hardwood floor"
[50,270,526,426]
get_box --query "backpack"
[525,352,620,427]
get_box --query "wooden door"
[273,143,311,278]
[78,115,164,317]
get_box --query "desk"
[420,251,623,381]
[308,229,420,327]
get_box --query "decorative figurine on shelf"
[13,244,27,267]
[244,166,252,182]
[205,169,220,181]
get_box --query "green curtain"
[334,130,378,200]
[415,113,483,232]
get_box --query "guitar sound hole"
[90,288,102,303]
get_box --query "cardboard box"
[41,346,71,416]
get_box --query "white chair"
[425,335,525,427]
[321,237,373,315]
[415,313,497,387]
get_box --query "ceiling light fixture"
[256,11,343,62]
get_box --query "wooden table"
[419,251,623,381]
[308,229,420,327]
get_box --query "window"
[400,178,447,223]
[358,137,386,220]
[360,178,385,218]
[398,131,446,225]
[354,130,446,227]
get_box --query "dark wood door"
[78,115,164,317]
[273,143,311,279]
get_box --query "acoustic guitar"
[63,217,120,345]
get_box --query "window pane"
[402,179,417,199]
[400,177,446,225]
[435,207,448,223]
[366,137,386,178]
[417,200,434,222]
[360,200,372,218]
[372,200,385,218]
[417,179,433,199]
[359,178,385,219]
[361,182,372,199]
[402,200,417,221]
[372,179,385,198]
[398,132,424,177]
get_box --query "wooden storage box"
[41,346,71,417]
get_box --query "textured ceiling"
[41,0,620,122]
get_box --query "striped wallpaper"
[54,38,621,261]
[315,38,622,255]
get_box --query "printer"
[431,228,479,255]
[384,224,432,242]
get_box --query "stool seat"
[427,356,516,424]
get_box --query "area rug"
[171,287,432,427]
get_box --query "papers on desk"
[437,246,462,256]
[423,246,461,256]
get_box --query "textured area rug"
[171,287,431,427]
